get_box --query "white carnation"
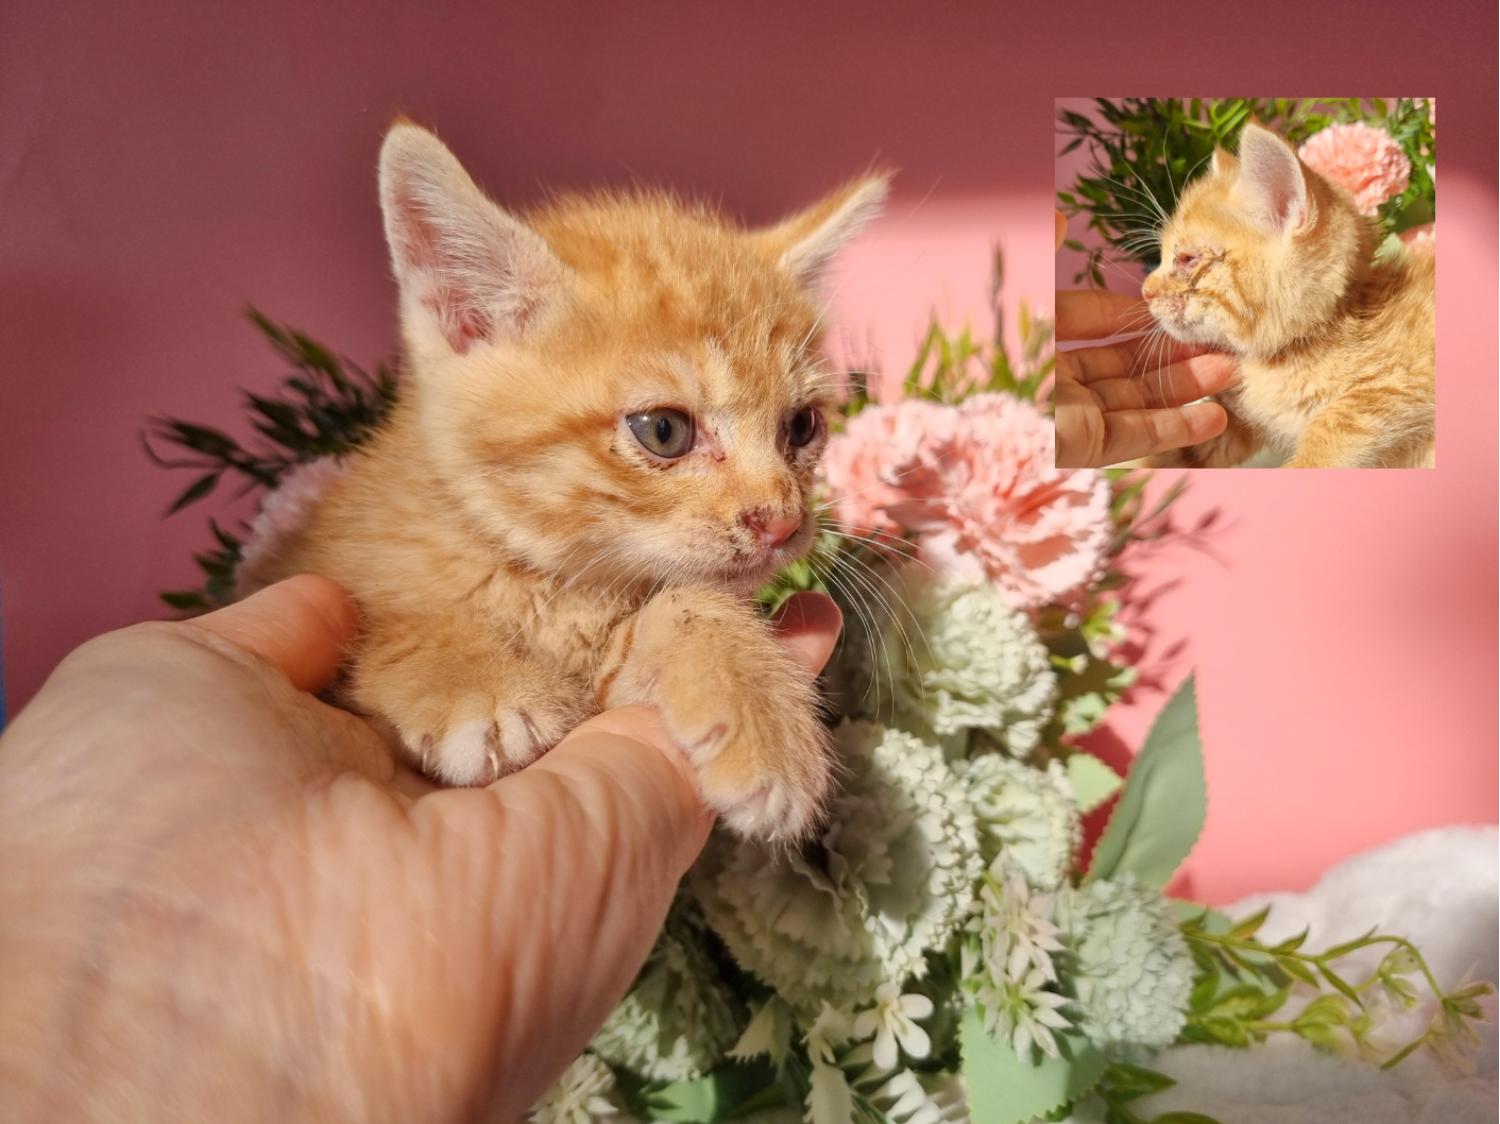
[1061,876,1195,1051]
[844,568,1056,756]
[694,721,982,1013]
[590,907,743,1082]
[963,755,1080,889]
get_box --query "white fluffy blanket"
[1120,825,1498,1123]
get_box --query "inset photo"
[1054,98,1435,469]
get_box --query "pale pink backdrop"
[1,1,1495,902]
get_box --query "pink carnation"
[239,456,348,574]
[1297,122,1411,216]
[1400,223,1434,249]
[822,394,1110,610]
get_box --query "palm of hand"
[0,578,729,1122]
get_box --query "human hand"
[1054,212,1236,468]
[0,575,841,1123]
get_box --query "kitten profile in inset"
[1142,122,1434,468]
[240,121,889,839]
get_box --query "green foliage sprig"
[144,308,398,610]
[1057,98,1436,286]
[845,247,1055,413]
[1178,906,1491,1067]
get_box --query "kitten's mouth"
[712,540,807,589]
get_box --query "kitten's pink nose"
[743,510,802,548]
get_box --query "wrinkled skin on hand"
[0,576,840,1123]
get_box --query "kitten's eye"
[1174,251,1201,271]
[627,408,695,459]
[786,405,822,449]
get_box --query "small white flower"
[852,983,935,1071]
[973,861,1064,984]
[867,1069,972,1124]
[528,1053,620,1123]
[976,966,1073,1061]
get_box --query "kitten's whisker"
[830,550,933,717]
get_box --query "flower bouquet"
[149,261,1484,1124]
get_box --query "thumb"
[186,574,358,693]
[415,708,710,1119]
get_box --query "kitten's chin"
[1155,315,1221,349]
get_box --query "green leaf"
[1067,752,1124,814]
[1086,675,1206,887]
[635,1060,781,1122]
[160,590,208,611]
[1101,1062,1177,1101]
[1195,1016,1250,1047]
[1226,904,1271,942]
[166,471,221,514]
[961,1008,1106,1124]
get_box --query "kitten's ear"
[379,122,566,355]
[1211,146,1238,177]
[755,172,891,287]
[1234,123,1307,233]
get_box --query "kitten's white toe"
[428,719,500,785]
[706,773,821,843]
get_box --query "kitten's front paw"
[685,689,833,842]
[371,677,589,786]
[598,590,834,841]
[412,696,585,785]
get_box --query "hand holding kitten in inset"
[1054,211,1237,469]
[239,122,887,839]
[0,576,842,1122]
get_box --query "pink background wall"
[2,1,1494,902]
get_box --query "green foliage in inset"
[1057,98,1436,286]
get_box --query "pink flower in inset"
[1400,223,1434,249]
[822,394,1110,610]
[1297,123,1411,216]
[239,457,347,574]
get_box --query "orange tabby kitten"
[239,122,889,839]
[1141,122,1434,468]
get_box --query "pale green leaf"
[1086,675,1206,888]
[1067,752,1124,815]
[960,1008,1105,1124]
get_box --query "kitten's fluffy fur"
[240,123,889,839]
[1142,123,1434,468]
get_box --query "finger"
[1086,355,1239,411]
[415,709,710,1118]
[186,574,358,693]
[1056,289,1152,342]
[1068,338,1223,384]
[1101,401,1229,465]
[1054,210,1067,251]
[770,591,843,674]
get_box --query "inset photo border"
[1054,98,1435,469]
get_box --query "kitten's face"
[378,124,886,594]
[1141,124,1367,358]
